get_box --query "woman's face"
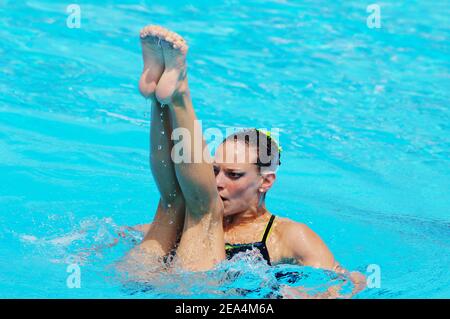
[213,141,263,216]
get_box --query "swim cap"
[223,128,281,173]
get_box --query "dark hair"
[222,128,281,170]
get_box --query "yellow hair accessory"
[256,129,283,154]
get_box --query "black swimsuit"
[225,215,276,266]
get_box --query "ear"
[259,173,276,193]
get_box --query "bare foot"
[138,25,166,98]
[155,30,189,105]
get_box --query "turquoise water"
[1,0,449,298]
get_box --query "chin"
[223,206,244,217]
[222,201,248,217]
[222,205,236,217]
[223,209,234,217]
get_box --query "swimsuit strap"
[261,214,276,244]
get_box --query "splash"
[16,216,143,266]
[13,215,358,298]
[114,247,356,298]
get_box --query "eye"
[227,172,244,179]
[213,166,220,176]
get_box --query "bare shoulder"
[270,217,314,255]
[274,217,316,242]
[273,216,335,268]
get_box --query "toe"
[173,39,184,49]
[140,27,148,38]
[165,32,175,43]
[150,27,160,38]
[140,26,188,54]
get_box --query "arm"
[281,222,366,298]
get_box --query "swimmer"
[131,25,366,298]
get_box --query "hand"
[349,271,367,295]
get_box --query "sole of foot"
[154,30,189,105]
[138,25,166,98]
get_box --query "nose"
[215,171,226,191]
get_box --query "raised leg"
[155,29,226,271]
[139,101,185,258]
[136,26,186,260]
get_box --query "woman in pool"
[131,25,365,297]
